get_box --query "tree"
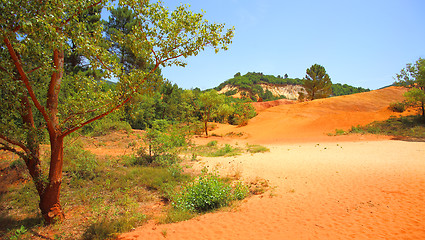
[0,0,234,224]
[302,64,332,100]
[197,90,226,136]
[395,58,425,118]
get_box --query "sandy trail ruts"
[119,141,425,240]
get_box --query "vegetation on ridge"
[215,71,370,102]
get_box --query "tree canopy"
[395,58,425,118]
[302,64,332,100]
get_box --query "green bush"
[85,117,132,137]
[389,102,406,113]
[173,172,233,212]
[136,121,189,167]
[63,140,98,180]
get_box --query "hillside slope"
[213,86,411,143]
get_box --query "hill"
[214,72,370,101]
[211,86,411,143]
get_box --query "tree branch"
[0,134,31,157]
[61,96,133,137]
[3,36,51,127]
[0,143,28,162]
[27,65,43,75]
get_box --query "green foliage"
[303,64,332,100]
[246,144,270,153]
[1,0,234,223]
[232,182,250,200]
[8,225,28,240]
[63,140,98,180]
[228,102,257,126]
[331,83,370,96]
[160,208,197,224]
[172,171,233,212]
[209,144,240,157]
[206,140,218,147]
[348,115,425,138]
[198,90,226,136]
[82,214,147,240]
[389,102,406,113]
[215,72,303,101]
[135,120,189,167]
[395,58,425,117]
[84,117,132,137]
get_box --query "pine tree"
[303,64,332,100]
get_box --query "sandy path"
[119,140,425,240]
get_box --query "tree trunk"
[204,120,208,137]
[39,135,65,224]
[39,49,66,224]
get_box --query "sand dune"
[214,86,411,143]
[119,86,425,240]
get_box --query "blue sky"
[157,0,425,90]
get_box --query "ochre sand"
[119,87,425,239]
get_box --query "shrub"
[389,102,406,113]
[63,140,98,180]
[172,172,233,212]
[206,140,218,147]
[136,121,189,167]
[85,117,132,137]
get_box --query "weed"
[8,225,27,240]
[160,208,197,224]
[161,229,168,238]
[232,182,250,200]
[206,140,218,147]
[209,144,241,157]
[246,144,270,153]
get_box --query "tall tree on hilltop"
[302,64,332,100]
[0,0,234,224]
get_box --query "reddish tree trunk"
[38,49,66,224]
[39,135,65,223]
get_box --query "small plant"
[232,182,249,200]
[206,140,218,147]
[210,144,240,157]
[8,225,27,240]
[246,144,269,153]
[161,229,168,238]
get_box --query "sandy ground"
[120,141,425,240]
[119,87,425,240]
